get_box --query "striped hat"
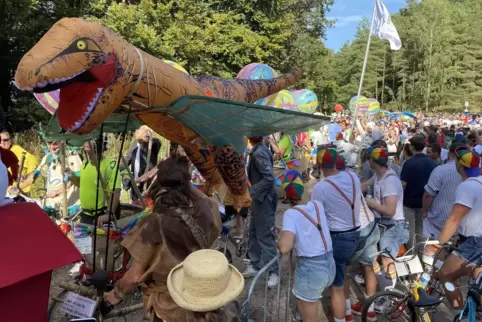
[455,148,480,178]
[368,146,389,166]
[316,147,337,168]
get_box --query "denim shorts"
[330,229,361,286]
[348,222,380,266]
[377,218,409,259]
[453,236,482,265]
[293,252,336,302]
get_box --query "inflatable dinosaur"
[14,18,302,209]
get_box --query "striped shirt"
[424,161,463,233]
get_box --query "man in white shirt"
[363,146,409,291]
[278,201,335,322]
[438,148,482,311]
[311,147,361,322]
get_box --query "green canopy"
[45,95,330,151]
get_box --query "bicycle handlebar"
[377,240,453,263]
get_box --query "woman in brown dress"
[102,155,221,321]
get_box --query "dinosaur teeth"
[67,87,104,132]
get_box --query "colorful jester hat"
[368,146,389,166]
[455,148,481,178]
[317,147,337,168]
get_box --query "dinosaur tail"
[195,68,303,103]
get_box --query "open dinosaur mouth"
[33,55,117,132]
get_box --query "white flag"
[371,0,402,51]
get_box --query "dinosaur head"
[15,18,131,134]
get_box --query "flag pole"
[354,1,377,118]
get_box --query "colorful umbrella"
[367,98,380,114]
[163,59,189,74]
[237,63,279,106]
[293,89,318,114]
[281,170,304,200]
[34,90,59,114]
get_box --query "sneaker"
[242,264,259,278]
[267,273,279,288]
[352,303,377,321]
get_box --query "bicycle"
[360,241,452,322]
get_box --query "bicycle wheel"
[46,289,70,322]
[361,290,416,322]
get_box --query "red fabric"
[0,203,82,288]
[0,272,51,322]
[0,147,19,185]
[437,134,444,146]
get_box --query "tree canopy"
[2,0,481,131]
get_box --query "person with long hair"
[101,155,221,322]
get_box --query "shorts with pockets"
[348,221,380,265]
[452,236,482,265]
[377,218,409,259]
[330,229,360,286]
[293,252,336,302]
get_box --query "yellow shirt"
[10,144,38,193]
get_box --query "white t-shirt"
[359,195,375,228]
[311,171,362,231]
[282,201,333,257]
[372,169,405,220]
[454,176,482,237]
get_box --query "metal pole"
[354,1,377,118]
[59,143,68,219]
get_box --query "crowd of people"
[1,111,482,322]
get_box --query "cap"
[367,122,375,129]
[453,133,467,144]
[371,139,388,149]
[316,147,337,168]
[336,133,344,140]
[336,154,346,170]
[456,148,480,178]
[449,141,467,154]
[368,146,388,166]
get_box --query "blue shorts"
[377,219,409,259]
[330,229,361,286]
[453,236,482,265]
[349,222,380,266]
[293,252,336,302]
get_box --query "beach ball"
[334,104,344,113]
[349,95,369,113]
[34,90,59,115]
[281,170,304,200]
[163,60,189,74]
[276,90,298,111]
[293,89,318,114]
[367,98,380,114]
[237,63,279,106]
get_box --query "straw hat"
[167,249,244,312]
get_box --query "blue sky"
[325,0,407,52]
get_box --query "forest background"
[1,0,481,132]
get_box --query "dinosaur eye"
[77,40,87,50]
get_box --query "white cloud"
[327,15,365,27]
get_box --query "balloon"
[162,59,189,74]
[237,63,279,106]
[367,98,380,114]
[34,90,59,114]
[275,90,298,111]
[349,95,369,112]
[293,89,318,114]
[333,104,344,113]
